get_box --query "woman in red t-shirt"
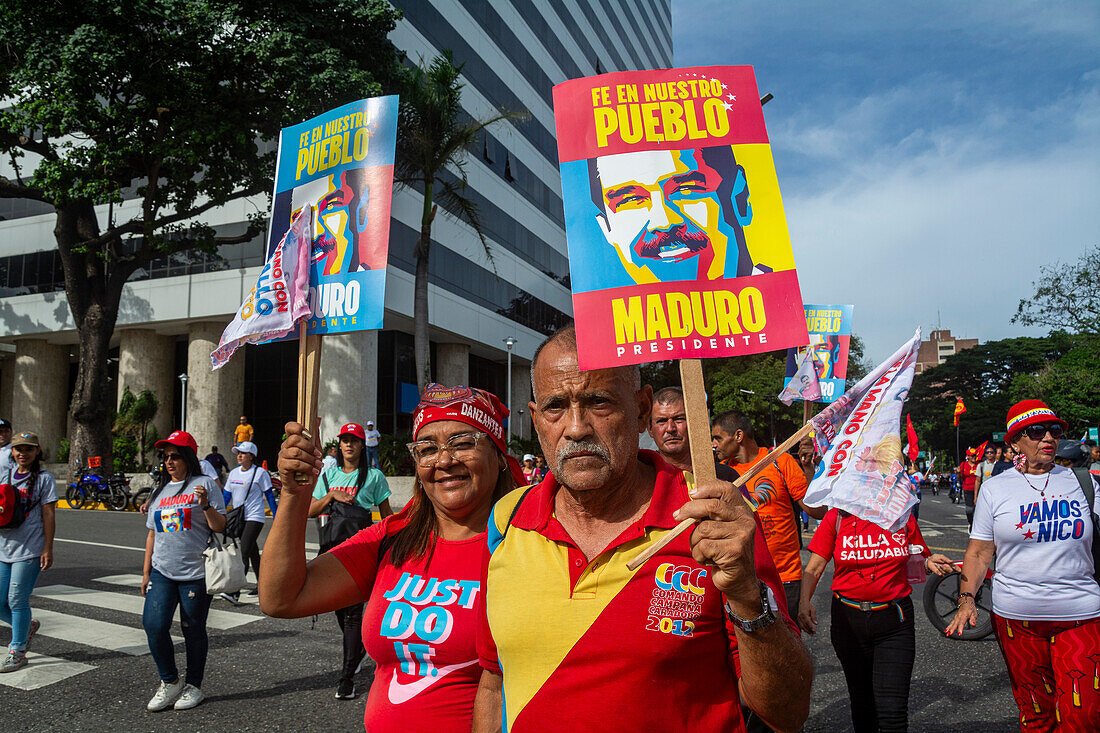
[262,384,526,732]
[797,510,953,732]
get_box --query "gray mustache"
[556,440,611,472]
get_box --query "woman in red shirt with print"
[797,509,953,732]
[262,384,525,732]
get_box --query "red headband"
[412,384,528,487]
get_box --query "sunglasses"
[1023,423,1064,441]
[161,452,183,462]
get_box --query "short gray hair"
[531,322,640,398]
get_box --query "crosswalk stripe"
[55,536,322,554]
[0,652,94,690]
[95,574,260,606]
[33,585,259,630]
[2,608,178,656]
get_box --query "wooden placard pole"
[679,358,716,488]
[294,320,323,484]
[627,387,816,571]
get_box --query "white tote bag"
[203,533,247,595]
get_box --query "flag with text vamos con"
[211,208,312,369]
[805,329,922,531]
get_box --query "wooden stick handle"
[679,359,716,486]
[295,321,323,484]
[627,418,816,571]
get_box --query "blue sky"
[673,0,1100,362]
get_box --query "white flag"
[778,347,823,406]
[805,328,922,531]
[211,207,313,369]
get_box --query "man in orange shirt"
[712,411,827,618]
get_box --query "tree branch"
[0,175,51,203]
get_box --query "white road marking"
[0,652,94,690]
[56,536,321,553]
[54,538,144,553]
[97,574,260,606]
[922,529,943,537]
[33,585,259,630]
[2,608,178,655]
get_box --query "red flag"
[974,440,989,460]
[906,415,919,461]
[953,398,966,427]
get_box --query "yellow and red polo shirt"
[477,450,795,732]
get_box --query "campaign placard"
[553,66,808,369]
[783,304,854,403]
[266,96,398,335]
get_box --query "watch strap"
[724,582,777,632]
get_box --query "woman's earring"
[1013,452,1028,472]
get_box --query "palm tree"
[395,52,525,391]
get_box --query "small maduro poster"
[266,96,398,335]
[553,66,808,369]
[783,304,854,403]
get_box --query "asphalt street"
[3,489,1018,732]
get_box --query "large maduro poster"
[553,66,808,369]
[266,96,398,335]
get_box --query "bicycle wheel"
[65,485,86,510]
[923,572,994,640]
[106,485,129,511]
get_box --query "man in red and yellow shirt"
[712,411,827,619]
[473,325,812,733]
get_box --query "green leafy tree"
[394,52,525,391]
[114,387,159,469]
[0,1,404,472]
[907,334,1079,455]
[1013,244,1100,337]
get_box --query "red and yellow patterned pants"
[992,613,1100,732]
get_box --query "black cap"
[0,418,11,429]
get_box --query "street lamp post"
[178,373,189,431]
[503,337,517,442]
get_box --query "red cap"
[155,430,198,453]
[1005,400,1067,443]
[338,423,366,441]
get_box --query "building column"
[436,343,470,387]
[510,362,533,440]
[186,322,244,455]
[117,329,175,442]
[11,339,69,460]
[318,330,378,443]
[0,355,14,422]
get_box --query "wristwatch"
[724,582,777,632]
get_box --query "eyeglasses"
[1023,423,1064,441]
[161,452,183,462]
[406,432,486,467]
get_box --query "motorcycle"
[66,468,130,510]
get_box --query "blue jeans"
[365,446,380,470]
[142,568,212,687]
[0,558,42,652]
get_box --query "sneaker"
[146,679,184,711]
[242,587,258,596]
[335,677,356,699]
[173,683,204,710]
[0,650,27,673]
[219,592,240,606]
[27,619,40,649]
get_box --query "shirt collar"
[511,449,689,534]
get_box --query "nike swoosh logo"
[387,659,479,705]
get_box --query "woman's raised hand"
[278,421,322,493]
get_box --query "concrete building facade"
[915,329,980,374]
[0,2,673,461]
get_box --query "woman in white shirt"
[947,400,1100,730]
[224,441,271,602]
